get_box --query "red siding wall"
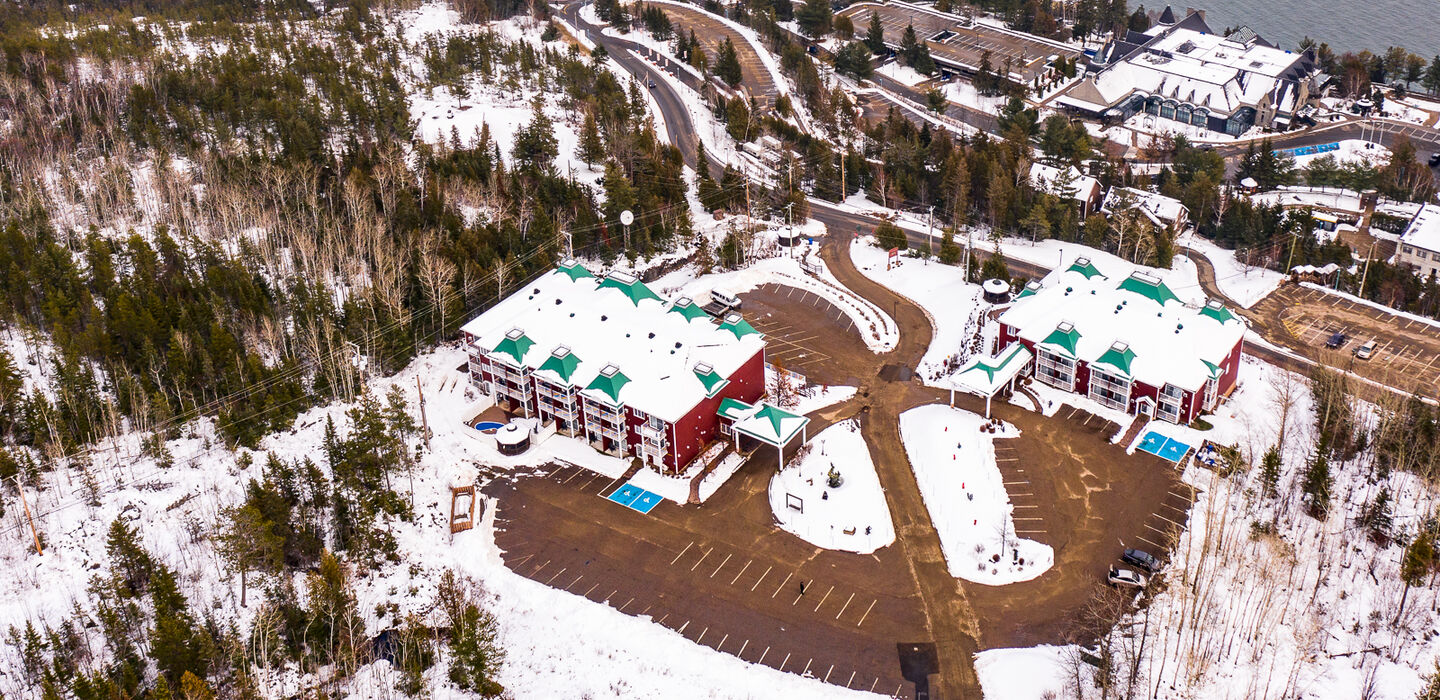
[667,348,767,471]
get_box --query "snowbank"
[1179,232,1285,309]
[899,404,1053,585]
[768,420,897,554]
[974,646,1076,699]
[877,60,930,87]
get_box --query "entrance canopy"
[720,399,810,470]
[950,343,1034,418]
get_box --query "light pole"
[620,209,633,252]
[926,205,935,262]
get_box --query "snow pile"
[974,645,1076,699]
[768,419,897,554]
[1179,232,1285,309]
[942,80,1006,115]
[849,237,987,384]
[898,404,1053,585]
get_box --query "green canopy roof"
[491,330,534,365]
[669,297,709,322]
[585,365,630,404]
[733,403,808,446]
[1199,301,1237,324]
[537,347,581,384]
[1201,358,1222,379]
[557,260,595,282]
[1095,343,1137,377]
[598,273,662,306]
[1117,274,1181,307]
[719,314,760,339]
[1015,282,1041,300]
[1067,258,1104,280]
[717,397,754,420]
[693,363,729,397]
[1040,323,1081,357]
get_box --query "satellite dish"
[620,210,634,226]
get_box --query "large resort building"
[1057,7,1323,136]
[982,257,1245,425]
[460,261,781,474]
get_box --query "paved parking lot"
[1251,283,1440,400]
[654,3,777,103]
[837,2,1078,83]
[741,282,875,387]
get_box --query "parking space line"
[738,639,749,658]
[835,592,856,619]
[532,560,550,575]
[620,597,634,611]
[812,584,834,612]
[717,633,728,650]
[751,565,773,591]
[677,620,689,634]
[780,652,791,672]
[545,567,567,585]
[690,547,713,572]
[1145,522,1170,536]
[758,646,770,665]
[730,560,752,585]
[711,553,733,578]
[803,658,814,676]
[695,627,707,644]
[1137,535,1162,549]
[567,574,583,590]
[848,670,857,688]
[773,572,794,598]
[670,541,694,565]
[562,469,584,484]
[1154,513,1186,528]
[584,582,599,597]
[824,665,834,682]
[856,599,877,627]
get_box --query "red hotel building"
[460,261,767,473]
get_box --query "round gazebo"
[494,421,532,456]
[982,279,1012,304]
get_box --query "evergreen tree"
[1359,486,1394,544]
[724,96,752,142]
[773,0,793,21]
[1424,56,1440,95]
[1399,531,1435,623]
[926,88,947,114]
[834,41,875,80]
[1259,444,1281,498]
[939,230,961,264]
[1301,449,1333,519]
[696,140,712,180]
[796,0,832,37]
[577,110,604,166]
[439,570,505,695]
[511,99,558,174]
[912,42,936,75]
[874,221,908,250]
[716,38,744,86]
[865,12,886,54]
[899,23,920,65]
[217,500,285,607]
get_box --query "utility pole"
[926,205,935,262]
[963,227,973,281]
[16,478,42,556]
[1285,229,1300,275]
[785,202,794,258]
[839,148,846,201]
[416,375,430,446]
[1359,241,1376,295]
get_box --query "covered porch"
[718,398,810,470]
[948,343,1034,418]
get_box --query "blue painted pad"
[474,421,505,432]
[607,484,643,507]
[1137,431,1166,456]
[629,490,663,514]
[1158,438,1191,463]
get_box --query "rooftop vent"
[505,328,525,340]
[1111,341,1130,352]
[599,364,620,378]
[551,345,571,358]
[676,295,694,306]
[607,270,637,284]
[1057,321,1074,333]
[694,361,714,374]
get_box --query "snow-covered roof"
[1102,187,1189,228]
[997,259,1244,392]
[730,402,808,447]
[461,263,766,423]
[1402,204,1440,254]
[1029,163,1102,203]
[952,343,1034,397]
[1059,20,1315,118]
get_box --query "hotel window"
[1159,102,1176,120]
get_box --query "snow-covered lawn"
[1251,185,1366,213]
[1289,138,1391,167]
[899,404,1052,585]
[849,237,987,384]
[974,646,1075,700]
[876,60,931,87]
[1178,232,1286,309]
[941,79,1005,115]
[768,419,896,554]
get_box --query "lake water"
[1189,0,1440,59]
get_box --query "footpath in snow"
[769,419,896,554]
[899,404,1052,585]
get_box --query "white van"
[1354,340,1377,360]
[710,290,740,309]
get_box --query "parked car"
[1108,567,1148,589]
[1121,548,1161,573]
[647,79,656,89]
[1325,331,1347,349]
[1354,339,1378,360]
[1429,152,1440,167]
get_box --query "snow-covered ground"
[876,60,930,87]
[1251,185,1366,213]
[974,645,1076,699]
[1178,231,1286,309]
[769,419,896,554]
[1288,138,1391,168]
[849,237,987,384]
[899,404,1052,585]
[941,80,1005,115]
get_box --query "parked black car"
[1429,152,1440,167]
[1325,331,1347,349]
[1122,548,1161,573]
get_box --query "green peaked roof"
[491,329,534,364]
[537,347,581,384]
[557,260,595,281]
[598,272,662,306]
[1199,301,1237,324]
[1015,281,1041,300]
[669,297,709,322]
[1067,258,1104,279]
[753,404,799,437]
[719,314,760,339]
[1095,343,1137,376]
[1040,323,1081,357]
[585,365,630,404]
[693,363,728,397]
[1201,358,1222,379]
[958,342,1031,384]
[1117,274,1181,307]
[717,397,753,420]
